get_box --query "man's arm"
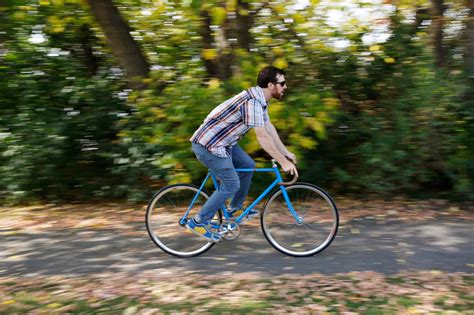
[254,127,298,176]
[265,122,297,164]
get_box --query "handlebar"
[271,159,299,186]
[278,174,298,186]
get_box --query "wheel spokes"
[262,185,338,256]
[146,185,219,257]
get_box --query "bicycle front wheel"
[146,184,221,258]
[261,183,339,257]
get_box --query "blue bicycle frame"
[179,162,303,225]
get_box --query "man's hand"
[285,151,297,164]
[254,127,298,177]
[280,159,298,177]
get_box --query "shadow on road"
[1,217,473,277]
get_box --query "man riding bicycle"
[187,66,298,242]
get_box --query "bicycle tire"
[261,183,339,257]
[145,184,222,257]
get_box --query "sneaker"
[186,218,221,242]
[228,207,260,220]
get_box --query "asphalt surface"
[1,217,473,277]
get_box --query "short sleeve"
[263,107,269,123]
[241,99,265,127]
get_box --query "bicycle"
[146,160,339,257]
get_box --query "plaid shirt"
[190,86,269,157]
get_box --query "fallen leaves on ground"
[335,198,473,224]
[0,198,472,234]
[0,199,472,313]
[0,271,472,314]
[0,203,145,236]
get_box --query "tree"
[464,0,474,78]
[2,0,473,202]
[200,7,232,80]
[235,0,252,51]
[86,0,149,88]
[430,0,446,67]
[198,0,258,80]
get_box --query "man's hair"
[257,66,285,88]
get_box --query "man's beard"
[273,90,284,100]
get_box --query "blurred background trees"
[0,0,473,204]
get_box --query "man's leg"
[229,145,255,210]
[192,143,240,223]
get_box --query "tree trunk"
[76,24,100,76]
[87,0,149,89]
[236,0,252,51]
[199,8,232,80]
[464,0,474,78]
[430,0,446,68]
[200,9,220,78]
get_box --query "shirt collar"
[248,86,268,107]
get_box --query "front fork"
[273,162,303,225]
[279,187,304,225]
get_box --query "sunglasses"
[274,81,286,86]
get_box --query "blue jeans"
[191,143,255,223]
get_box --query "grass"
[397,296,419,307]
[210,301,274,314]
[385,276,406,284]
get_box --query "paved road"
[1,217,473,277]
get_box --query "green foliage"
[113,73,228,199]
[307,11,474,198]
[0,0,473,203]
[0,2,127,203]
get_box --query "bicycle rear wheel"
[261,183,339,257]
[146,184,222,257]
